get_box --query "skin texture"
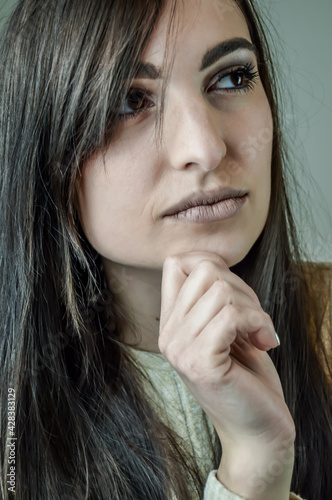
[77,0,272,272]
[77,0,273,350]
[77,0,295,497]
[159,251,295,499]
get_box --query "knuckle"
[247,310,263,329]
[195,259,217,275]
[247,310,272,330]
[221,303,238,327]
[163,254,181,271]
[213,279,233,298]
[212,253,228,269]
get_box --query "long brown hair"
[0,0,331,499]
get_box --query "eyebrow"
[134,37,258,80]
[200,37,258,71]
[134,62,162,80]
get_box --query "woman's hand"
[159,252,295,500]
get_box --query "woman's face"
[77,0,273,270]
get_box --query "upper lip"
[162,187,248,217]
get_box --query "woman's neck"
[103,259,163,353]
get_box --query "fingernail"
[275,332,280,346]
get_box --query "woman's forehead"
[141,0,251,69]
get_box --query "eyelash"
[119,89,154,121]
[209,62,259,94]
[119,62,259,121]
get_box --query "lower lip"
[167,195,248,223]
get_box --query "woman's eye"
[219,72,247,88]
[210,64,259,93]
[119,88,153,119]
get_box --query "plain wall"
[1,0,331,261]
[256,0,332,261]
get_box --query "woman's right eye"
[119,88,154,120]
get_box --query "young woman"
[0,0,331,499]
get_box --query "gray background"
[1,0,331,262]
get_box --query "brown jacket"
[304,262,332,378]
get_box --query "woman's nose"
[162,91,227,172]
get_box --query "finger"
[197,304,279,353]
[160,253,219,329]
[159,281,257,355]
[174,259,257,315]
[160,255,189,330]
[185,280,260,337]
[172,251,261,307]
[161,252,260,329]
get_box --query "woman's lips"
[171,195,248,222]
[162,188,248,223]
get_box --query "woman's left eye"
[209,63,259,93]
